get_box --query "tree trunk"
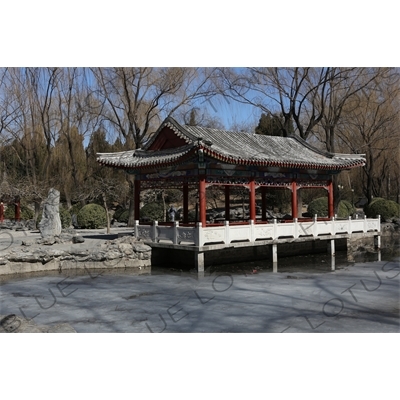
[102,192,110,234]
[127,177,136,227]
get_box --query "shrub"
[307,197,355,218]
[69,203,83,217]
[77,203,107,229]
[363,197,384,215]
[113,207,127,222]
[307,197,328,217]
[117,210,129,223]
[338,200,355,218]
[4,203,34,220]
[59,207,72,228]
[365,199,400,222]
[140,202,164,222]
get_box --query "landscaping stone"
[38,188,62,238]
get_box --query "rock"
[72,235,85,244]
[39,188,62,238]
[42,236,56,245]
[131,243,152,253]
[0,314,76,333]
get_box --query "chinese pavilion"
[97,117,365,226]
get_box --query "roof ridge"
[143,116,198,150]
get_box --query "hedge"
[307,197,355,218]
[364,199,400,222]
[77,203,107,228]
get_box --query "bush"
[307,197,328,217]
[77,203,107,229]
[307,197,355,218]
[69,203,83,217]
[338,200,355,218]
[365,199,400,222]
[117,210,129,223]
[60,207,72,228]
[363,197,384,215]
[113,207,127,222]
[4,203,34,220]
[140,202,164,222]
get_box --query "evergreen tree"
[188,108,197,126]
[255,113,294,136]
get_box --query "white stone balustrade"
[134,216,381,247]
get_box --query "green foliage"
[338,200,356,218]
[4,203,34,220]
[69,203,83,217]
[140,202,164,222]
[307,197,355,218]
[113,207,127,222]
[265,189,291,213]
[307,197,328,217]
[255,113,294,136]
[365,199,400,222]
[363,197,384,215]
[77,203,107,229]
[59,207,72,228]
[117,210,129,223]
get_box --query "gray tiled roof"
[97,117,366,170]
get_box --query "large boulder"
[39,188,62,238]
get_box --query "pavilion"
[97,117,379,271]
[97,117,366,224]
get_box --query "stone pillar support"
[195,251,205,272]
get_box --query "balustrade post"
[348,216,352,234]
[196,222,203,247]
[294,218,298,239]
[273,218,277,239]
[250,219,255,242]
[272,244,278,273]
[153,221,158,242]
[173,221,179,244]
[224,221,230,244]
[331,216,335,235]
[134,220,139,239]
[313,214,318,237]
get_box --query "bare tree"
[91,67,218,225]
[336,70,400,202]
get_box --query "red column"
[199,175,207,226]
[291,181,298,219]
[183,182,189,223]
[328,180,334,218]
[261,187,267,221]
[15,198,21,222]
[249,178,256,221]
[225,185,230,221]
[134,179,141,221]
[0,202,4,223]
